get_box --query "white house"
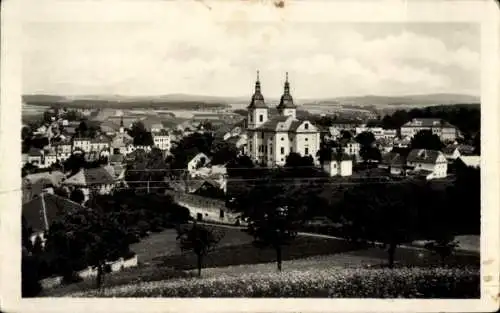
[401,118,458,142]
[342,139,361,160]
[187,153,211,176]
[406,149,448,180]
[72,137,92,153]
[323,153,353,177]
[152,130,171,151]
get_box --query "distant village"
[22,73,480,206]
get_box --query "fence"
[40,254,138,289]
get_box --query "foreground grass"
[68,265,480,298]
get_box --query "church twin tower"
[247,71,297,129]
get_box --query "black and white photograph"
[1,0,499,312]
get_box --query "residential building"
[27,148,44,166]
[323,153,353,177]
[187,153,211,175]
[152,130,171,151]
[100,120,121,136]
[342,139,361,159]
[90,137,110,153]
[53,141,72,161]
[73,137,92,153]
[400,118,458,142]
[22,171,66,203]
[22,193,85,244]
[63,166,116,202]
[379,151,405,175]
[406,149,448,180]
[246,72,321,167]
[43,151,58,168]
[456,155,480,169]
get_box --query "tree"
[339,182,420,268]
[176,223,224,277]
[410,130,444,151]
[169,132,214,170]
[128,121,154,146]
[44,204,132,289]
[355,132,381,163]
[340,130,353,140]
[63,153,86,175]
[211,139,238,165]
[70,188,85,204]
[246,205,300,271]
[355,131,376,148]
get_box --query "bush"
[71,267,479,298]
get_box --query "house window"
[304,123,309,130]
[281,137,284,141]
[259,115,263,122]
[250,115,253,122]
[290,147,293,153]
[333,163,336,168]
[261,132,264,139]
[305,138,308,141]
[305,147,309,155]
[281,147,285,154]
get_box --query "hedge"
[69,266,479,298]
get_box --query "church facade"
[245,71,321,167]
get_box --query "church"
[245,71,321,167]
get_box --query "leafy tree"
[339,182,420,268]
[410,130,444,151]
[340,130,353,140]
[128,121,154,146]
[63,152,86,175]
[169,132,214,170]
[355,131,376,148]
[70,188,85,204]
[211,139,238,165]
[176,223,224,277]
[246,205,300,271]
[355,131,381,162]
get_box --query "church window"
[259,115,263,122]
[305,138,308,141]
[305,147,309,155]
[304,123,309,130]
[261,132,264,139]
[281,137,284,141]
[250,115,253,122]
[281,147,285,154]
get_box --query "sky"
[23,19,480,99]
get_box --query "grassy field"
[42,224,480,297]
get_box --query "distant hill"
[307,94,480,106]
[23,93,480,108]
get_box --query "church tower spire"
[247,70,268,129]
[277,72,296,119]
